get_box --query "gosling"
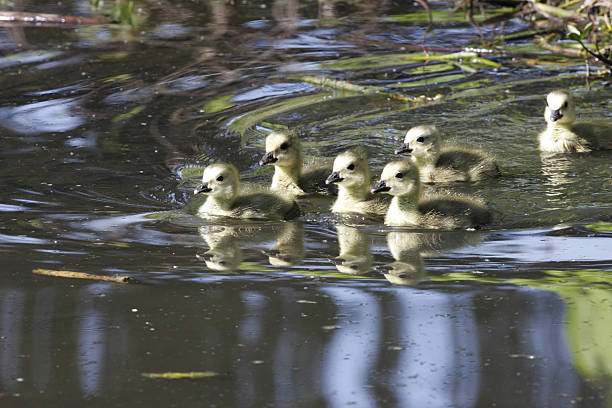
[259,130,334,196]
[395,125,500,183]
[193,163,299,220]
[539,89,612,152]
[371,159,491,229]
[325,149,390,218]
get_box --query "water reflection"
[516,271,612,390]
[540,153,580,192]
[77,285,107,396]
[391,290,480,406]
[0,289,25,393]
[0,98,85,134]
[322,287,380,407]
[380,231,425,285]
[1,269,610,404]
[331,225,373,275]
[197,225,244,271]
[197,221,305,271]
[265,222,304,267]
[381,231,484,285]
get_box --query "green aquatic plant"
[567,23,612,68]
[585,221,612,232]
[111,105,145,123]
[318,51,500,71]
[201,95,236,114]
[112,0,139,26]
[227,94,329,138]
[382,8,514,24]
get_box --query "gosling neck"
[386,186,421,226]
[413,148,439,167]
[272,157,303,194]
[273,164,301,184]
[547,120,574,134]
[397,186,420,211]
[337,182,369,203]
[202,195,234,214]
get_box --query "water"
[0,0,611,406]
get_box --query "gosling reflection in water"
[197,225,243,271]
[379,231,425,285]
[198,222,305,272]
[381,231,485,285]
[540,153,581,191]
[263,222,305,267]
[330,225,373,275]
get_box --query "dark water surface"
[1,0,611,406]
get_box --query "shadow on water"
[0,0,611,406]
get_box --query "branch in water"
[33,268,133,283]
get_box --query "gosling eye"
[563,101,568,108]
[280,142,289,150]
[216,175,224,182]
[347,163,355,171]
[395,172,403,179]
[416,136,425,143]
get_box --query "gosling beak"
[325,171,343,184]
[194,182,211,195]
[374,264,393,273]
[328,257,345,266]
[195,252,214,261]
[550,109,563,122]
[394,143,412,155]
[371,180,391,194]
[259,151,277,166]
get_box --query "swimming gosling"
[395,125,500,183]
[193,163,299,220]
[259,130,334,196]
[326,149,390,218]
[371,159,490,229]
[539,89,612,152]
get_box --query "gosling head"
[259,131,302,168]
[394,125,441,158]
[193,163,240,203]
[326,149,370,189]
[544,90,576,125]
[371,159,420,197]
